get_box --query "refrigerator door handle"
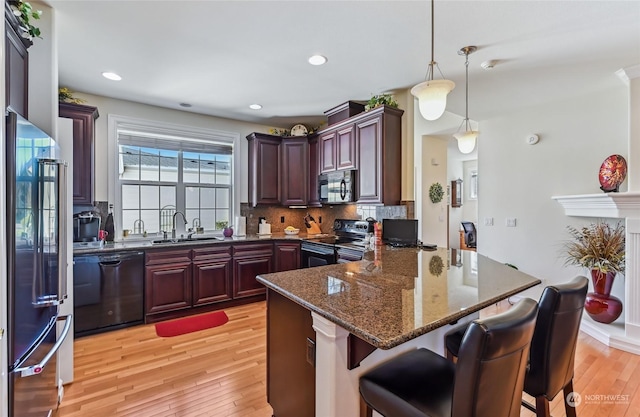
[57,161,68,302]
[14,315,72,377]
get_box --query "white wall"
[420,135,448,247]
[68,92,274,205]
[479,86,628,297]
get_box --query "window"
[469,170,478,200]
[111,116,239,237]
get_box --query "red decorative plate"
[599,154,627,192]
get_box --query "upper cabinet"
[318,124,356,173]
[248,133,281,206]
[281,138,308,206]
[316,105,404,205]
[5,2,31,118]
[247,133,311,207]
[355,106,403,205]
[59,102,100,205]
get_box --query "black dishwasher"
[73,251,144,337]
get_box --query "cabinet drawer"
[233,243,274,258]
[145,248,192,265]
[192,245,232,261]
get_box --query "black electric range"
[301,219,374,267]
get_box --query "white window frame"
[108,114,240,240]
[469,170,478,200]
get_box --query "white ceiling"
[48,0,639,131]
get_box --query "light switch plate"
[506,218,517,227]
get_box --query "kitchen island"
[256,246,542,417]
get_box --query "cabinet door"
[281,139,308,206]
[248,134,281,206]
[307,136,321,207]
[59,103,99,205]
[336,125,356,170]
[319,131,337,173]
[233,256,272,298]
[274,242,301,272]
[193,259,233,306]
[5,20,29,118]
[145,263,192,314]
[356,116,383,204]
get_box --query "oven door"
[301,242,336,268]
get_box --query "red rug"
[155,311,229,337]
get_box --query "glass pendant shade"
[454,130,478,154]
[411,79,455,121]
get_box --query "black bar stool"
[359,298,539,417]
[444,276,588,417]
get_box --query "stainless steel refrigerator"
[6,108,72,417]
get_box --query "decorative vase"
[223,227,233,237]
[584,269,623,324]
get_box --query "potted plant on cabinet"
[365,93,398,111]
[8,0,42,42]
[563,221,625,324]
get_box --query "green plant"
[10,0,42,41]
[428,183,444,204]
[563,221,625,274]
[215,221,229,230]
[59,87,86,104]
[365,93,398,111]
[269,128,291,136]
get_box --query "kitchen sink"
[151,236,225,245]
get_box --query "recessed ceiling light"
[308,55,327,66]
[249,104,262,110]
[179,103,192,108]
[102,72,122,81]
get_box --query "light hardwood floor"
[57,301,640,417]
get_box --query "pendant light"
[454,46,478,154]
[411,0,455,121]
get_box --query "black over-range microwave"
[319,170,356,204]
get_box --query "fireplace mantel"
[552,192,640,218]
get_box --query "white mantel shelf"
[553,192,640,355]
[552,192,640,218]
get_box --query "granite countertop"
[256,246,542,350]
[73,232,313,254]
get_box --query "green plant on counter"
[10,0,42,41]
[428,182,444,204]
[365,93,398,111]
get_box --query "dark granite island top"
[257,246,541,350]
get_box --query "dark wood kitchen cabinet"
[145,249,192,315]
[281,138,308,206]
[5,2,30,118]
[355,106,404,205]
[59,102,99,205]
[192,245,233,306]
[248,132,313,206]
[307,135,321,207]
[319,130,337,173]
[319,122,357,173]
[233,243,273,298]
[274,242,301,272]
[247,133,281,206]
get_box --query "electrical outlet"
[319,216,322,224]
[258,216,266,224]
[280,216,285,223]
[484,217,494,226]
[506,218,517,227]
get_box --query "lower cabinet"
[192,246,233,305]
[145,249,193,315]
[274,242,301,272]
[233,243,274,298]
[145,242,286,322]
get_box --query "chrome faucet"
[172,211,188,239]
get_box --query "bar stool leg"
[563,379,577,417]
[360,396,373,417]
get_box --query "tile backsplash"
[240,204,358,235]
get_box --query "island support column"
[311,313,356,416]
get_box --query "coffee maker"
[73,212,101,242]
